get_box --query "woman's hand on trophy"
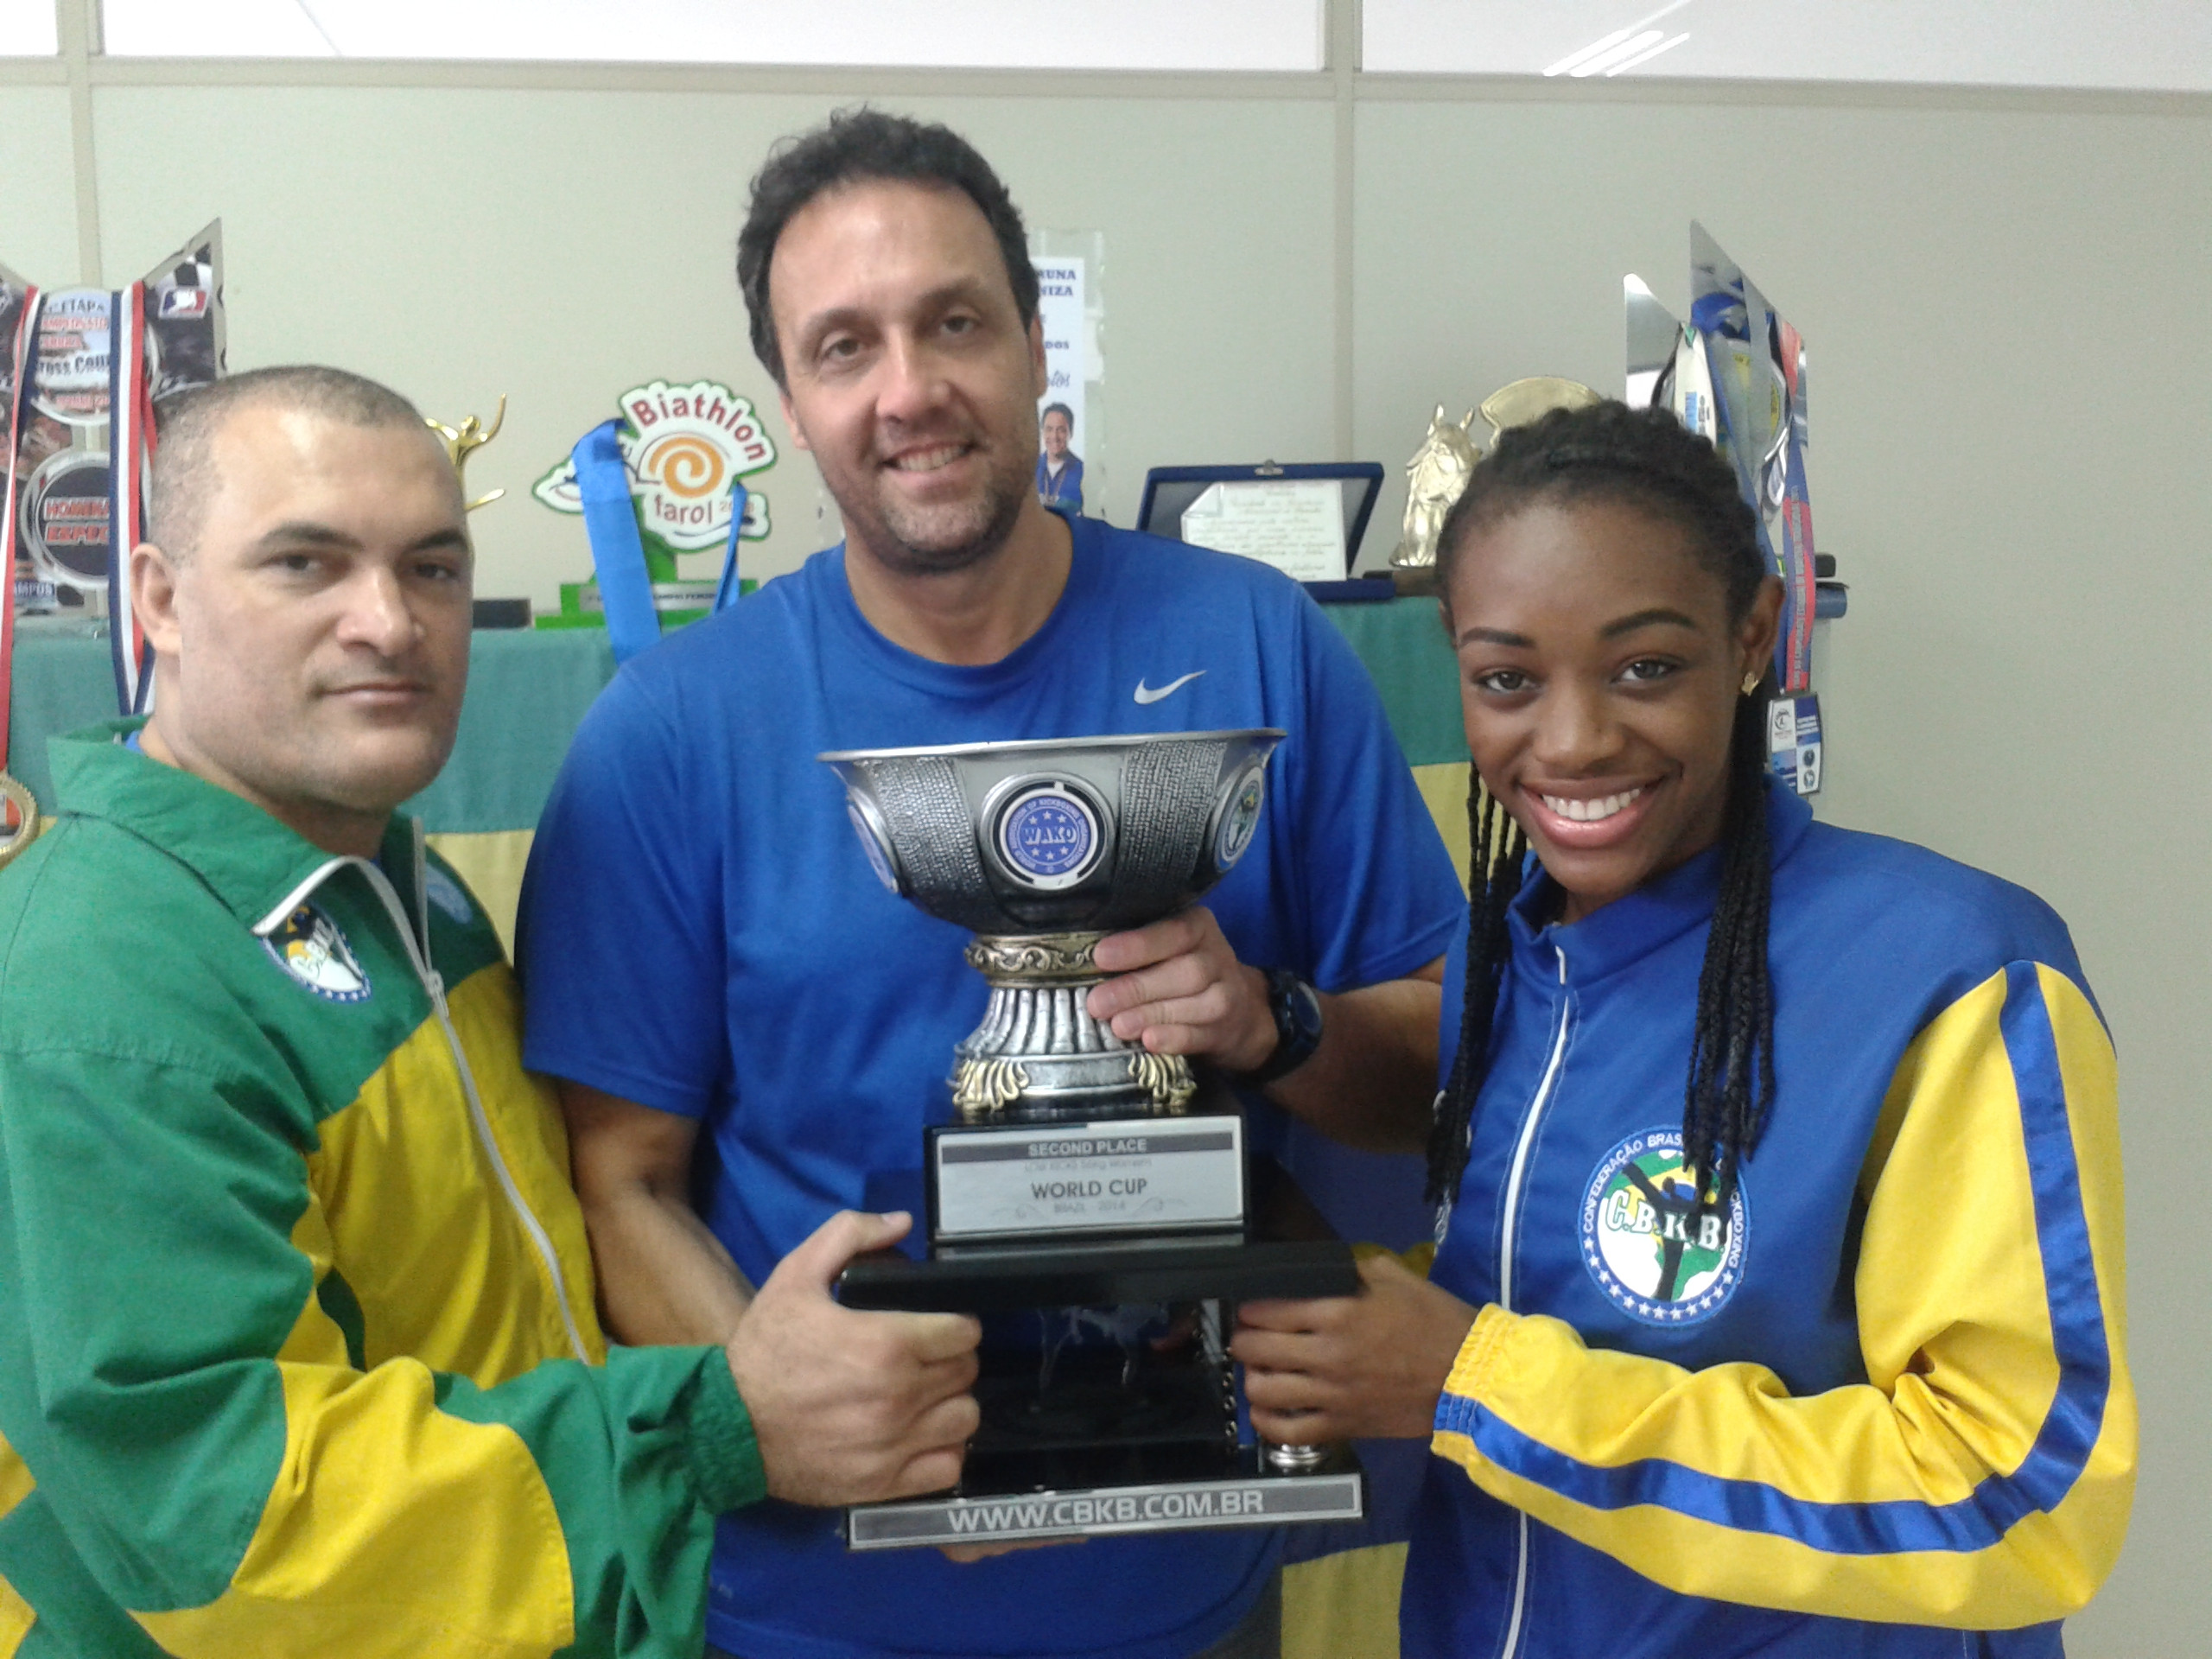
[726,1210,982,1509]
[1088,906,1277,1072]
[1231,1249,1478,1443]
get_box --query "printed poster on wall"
[1032,256,1087,515]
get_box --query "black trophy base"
[846,1443,1364,1552]
[836,1236,1358,1314]
[837,1231,1363,1552]
[836,1134,1363,1552]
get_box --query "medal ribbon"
[712,480,748,613]
[571,418,659,664]
[2,284,44,795]
[1773,321,1815,695]
[573,421,748,664]
[106,281,155,717]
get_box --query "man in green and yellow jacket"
[0,367,982,1658]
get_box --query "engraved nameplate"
[931,1115,1244,1242]
[848,1469,1363,1550]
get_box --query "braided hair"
[1424,401,1777,1216]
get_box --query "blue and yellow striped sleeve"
[1431,961,2134,1627]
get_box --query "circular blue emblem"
[1212,766,1266,871]
[1580,1128,1748,1327]
[997,785,1101,890]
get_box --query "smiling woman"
[1429,404,1781,1208]
[1229,400,2136,1659]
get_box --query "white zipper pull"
[426,969,448,1020]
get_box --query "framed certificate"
[1137,462,1388,595]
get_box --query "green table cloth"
[6,598,1465,825]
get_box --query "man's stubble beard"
[851,450,1032,579]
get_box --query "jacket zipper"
[256,851,591,1365]
[1496,944,1571,1659]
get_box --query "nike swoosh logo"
[1134,671,1206,705]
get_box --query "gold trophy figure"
[1390,406,1480,594]
[1389,379,1605,595]
[425,395,507,513]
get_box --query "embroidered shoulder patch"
[423,865,475,925]
[264,903,372,1003]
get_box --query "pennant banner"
[1,283,41,810]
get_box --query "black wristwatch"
[1239,969,1325,1086]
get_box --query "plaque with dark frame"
[1137,461,1394,601]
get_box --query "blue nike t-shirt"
[519,516,1464,1659]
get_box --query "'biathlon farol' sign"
[532,378,775,563]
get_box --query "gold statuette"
[1390,380,1605,593]
[1391,405,1481,587]
[425,394,507,513]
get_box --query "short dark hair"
[1040,403,1073,428]
[149,365,432,559]
[736,108,1039,387]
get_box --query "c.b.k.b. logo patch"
[1580,1128,1747,1325]
[264,903,372,1004]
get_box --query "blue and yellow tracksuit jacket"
[0,727,765,1658]
[1404,784,2133,1658]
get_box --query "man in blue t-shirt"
[518,110,1464,1659]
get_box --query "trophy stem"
[952,932,1197,1122]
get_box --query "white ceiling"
[0,0,57,56]
[53,0,2212,88]
[1363,0,2212,91]
[95,0,1326,69]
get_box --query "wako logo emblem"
[1213,767,1265,870]
[998,785,1099,889]
[1580,1128,1747,1325]
[264,904,372,1004]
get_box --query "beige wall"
[0,84,80,280]
[86,84,1339,600]
[4,49,2208,1652]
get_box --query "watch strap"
[1239,968,1324,1087]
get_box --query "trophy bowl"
[823,730,1283,1122]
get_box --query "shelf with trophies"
[822,730,1368,1551]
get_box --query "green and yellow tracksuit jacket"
[0,725,765,1659]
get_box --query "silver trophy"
[821,731,1364,1550]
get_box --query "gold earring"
[1740,671,1761,696]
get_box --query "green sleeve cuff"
[685,1350,767,1515]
